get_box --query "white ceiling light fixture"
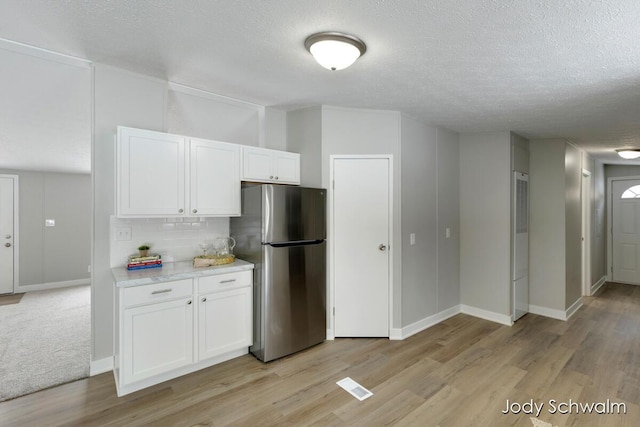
[616,149,640,159]
[304,32,367,71]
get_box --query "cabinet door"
[189,138,241,216]
[241,146,273,182]
[198,286,252,361]
[273,151,300,184]
[117,127,186,216]
[123,297,193,384]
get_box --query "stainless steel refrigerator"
[230,184,326,362]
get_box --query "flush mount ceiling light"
[304,32,366,71]
[616,149,640,159]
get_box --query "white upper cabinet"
[189,138,240,216]
[116,127,241,217]
[117,127,186,216]
[241,146,300,184]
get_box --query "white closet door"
[333,157,390,337]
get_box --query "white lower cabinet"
[114,269,253,396]
[197,272,252,361]
[123,297,194,385]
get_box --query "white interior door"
[612,179,640,283]
[333,157,390,337]
[0,176,16,294]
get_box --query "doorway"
[581,169,591,295]
[0,175,17,295]
[330,156,392,337]
[611,178,640,284]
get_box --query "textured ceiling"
[2,0,640,166]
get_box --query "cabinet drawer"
[123,279,193,308]
[197,271,252,294]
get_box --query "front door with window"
[612,179,640,284]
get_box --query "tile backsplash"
[110,216,229,267]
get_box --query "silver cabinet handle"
[269,175,274,179]
[187,300,192,305]
[220,279,236,284]
[378,244,387,251]
[151,289,172,295]
[4,243,11,248]
[178,208,184,213]
[201,297,207,302]
[192,209,198,214]
[275,176,279,180]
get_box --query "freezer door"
[263,185,326,243]
[259,241,326,362]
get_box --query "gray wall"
[604,165,640,179]
[287,106,322,187]
[583,155,606,286]
[400,116,438,325]
[437,129,461,311]
[287,107,460,331]
[529,140,566,311]
[565,143,582,309]
[320,106,403,328]
[459,132,512,317]
[0,169,91,288]
[93,65,167,362]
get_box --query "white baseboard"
[460,304,513,326]
[529,304,566,320]
[16,278,90,293]
[90,356,113,376]
[591,275,606,295]
[326,329,335,341]
[565,297,583,320]
[529,297,583,321]
[391,305,462,340]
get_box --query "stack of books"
[127,254,162,271]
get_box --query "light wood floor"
[1,283,639,426]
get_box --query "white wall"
[459,132,512,318]
[0,40,91,173]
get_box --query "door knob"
[378,244,387,251]
[5,243,11,248]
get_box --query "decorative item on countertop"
[193,254,235,268]
[137,244,150,257]
[127,253,162,270]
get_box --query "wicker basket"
[193,254,235,268]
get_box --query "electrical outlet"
[115,226,132,241]
[409,233,416,245]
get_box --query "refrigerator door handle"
[267,239,325,248]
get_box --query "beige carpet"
[0,285,90,402]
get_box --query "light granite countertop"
[112,259,254,287]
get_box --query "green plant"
[138,244,150,251]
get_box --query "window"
[621,185,640,199]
